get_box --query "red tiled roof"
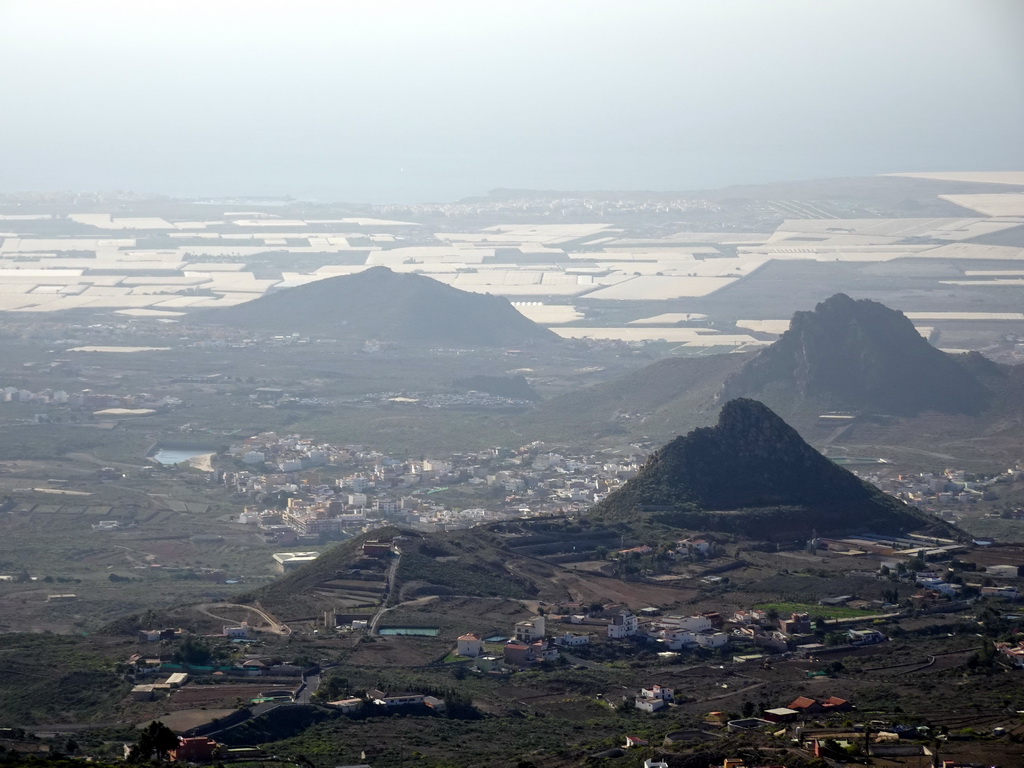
[789,696,817,709]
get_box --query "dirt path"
[196,602,290,635]
[551,568,697,606]
[698,680,764,702]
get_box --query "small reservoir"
[378,627,439,637]
[151,447,211,465]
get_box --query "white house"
[555,632,590,647]
[733,609,768,625]
[662,615,712,633]
[514,615,546,642]
[996,641,1024,667]
[847,628,886,646]
[608,611,639,639]
[326,697,363,713]
[639,684,674,701]
[987,564,1020,579]
[368,689,425,707]
[224,622,252,639]
[635,697,667,713]
[676,537,712,556]
[657,629,698,650]
[696,632,729,649]
[981,585,1020,599]
[456,633,484,657]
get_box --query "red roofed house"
[788,696,823,714]
[787,696,851,715]
[171,737,218,763]
[822,696,851,712]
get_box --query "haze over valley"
[2,3,1024,768]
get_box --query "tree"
[742,700,755,718]
[173,634,214,666]
[128,721,179,763]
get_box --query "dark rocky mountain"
[593,398,960,539]
[194,266,559,347]
[721,293,993,415]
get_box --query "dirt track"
[195,602,290,635]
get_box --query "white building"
[696,632,729,649]
[457,633,484,657]
[555,632,590,647]
[242,451,265,465]
[661,615,712,633]
[608,610,639,639]
[224,622,253,639]
[635,697,667,713]
[272,551,320,572]
[639,684,674,701]
[987,564,1020,579]
[657,629,698,650]
[514,615,546,642]
[847,628,886,646]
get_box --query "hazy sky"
[2,0,1022,202]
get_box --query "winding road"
[195,602,291,635]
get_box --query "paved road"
[295,674,320,704]
[368,550,402,635]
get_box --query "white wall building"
[661,615,712,633]
[457,633,484,657]
[555,632,590,647]
[608,610,639,639]
[696,632,729,649]
[514,615,546,642]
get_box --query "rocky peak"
[591,398,958,539]
[722,294,990,415]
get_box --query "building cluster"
[374,193,724,220]
[450,615,564,674]
[858,465,1024,509]
[646,612,730,650]
[0,384,180,412]
[218,432,640,543]
[365,390,536,410]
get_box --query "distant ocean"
[10,142,1014,205]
